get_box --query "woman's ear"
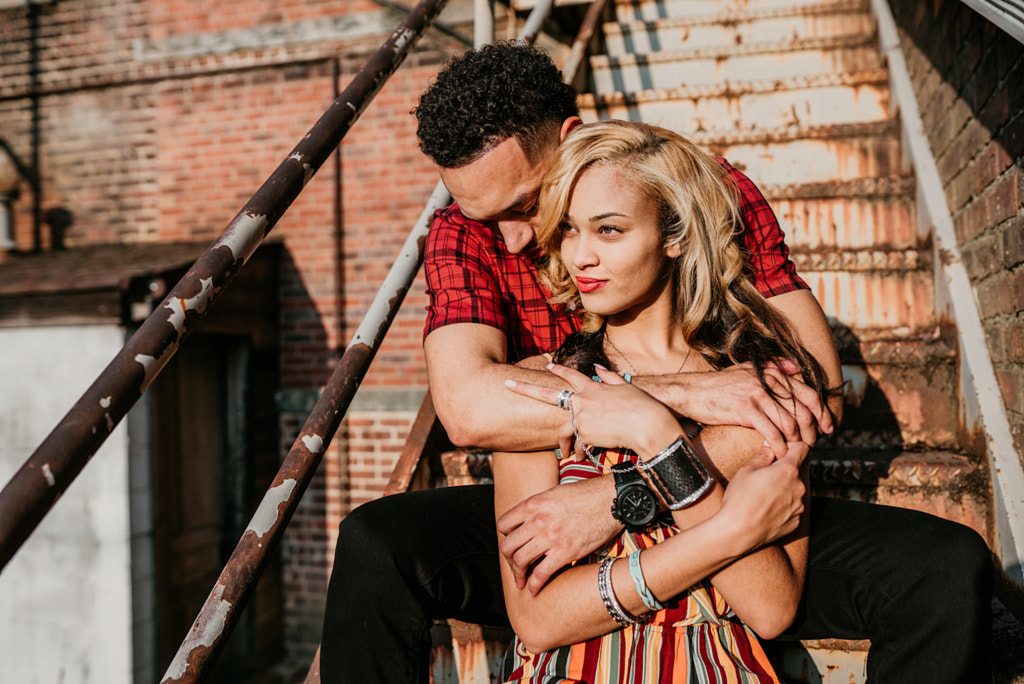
[665,242,683,259]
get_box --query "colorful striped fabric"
[500,449,780,684]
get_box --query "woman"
[495,121,840,683]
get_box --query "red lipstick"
[575,277,606,293]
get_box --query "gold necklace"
[605,332,691,377]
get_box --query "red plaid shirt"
[423,158,806,363]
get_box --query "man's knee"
[333,496,424,580]
[935,522,992,592]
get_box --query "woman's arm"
[506,364,809,639]
[493,442,808,653]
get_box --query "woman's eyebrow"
[589,211,628,222]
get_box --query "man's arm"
[632,289,843,461]
[496,288,843,593]
[424,322,570,450]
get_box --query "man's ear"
[559,116,584,142]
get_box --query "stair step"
[803,268,936,331]
[828,329,962,448]
[613,0,856,23]
[591,35,883,93]
[765,638,869,684]
[579,69,891,133]
[769,193,918,250]
[605,0,873,55]
[809,449,990,539]
[692,121,903,186]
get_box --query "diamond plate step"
[579,69,891,133]
[809,449,989,539]
[591,34,883,93]
[605,0,873,55]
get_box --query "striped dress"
[500,448,780,684]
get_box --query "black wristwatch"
[610,462,659,532]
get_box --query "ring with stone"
[556,389,574,411]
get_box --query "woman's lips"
[575,277,606,293]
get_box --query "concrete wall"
[0,325,134,684]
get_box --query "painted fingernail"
[594,363,607,370]
[504,379,516,388]
[546,362,555,369]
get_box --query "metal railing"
[0,0,606,679]
[0,0,449,576]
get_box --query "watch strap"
[637,436,713,510]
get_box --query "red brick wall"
[0,0,470,666]
[892,1,1024,461]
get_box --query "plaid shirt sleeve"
[423,206,510,337]
[718,158,807,297]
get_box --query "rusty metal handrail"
[0,0,449,572]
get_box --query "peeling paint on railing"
[0,0,450,587]
[163,583,233,681]
[247,479,298,544]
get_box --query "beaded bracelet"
[597,557,633,627]
[628,549,665,612]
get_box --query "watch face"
[617,485,658,527]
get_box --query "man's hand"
[496,476,619,596]
[641,361,832,457]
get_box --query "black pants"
[320,486,992,683]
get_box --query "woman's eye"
[560,222,576,234]
[598,224,620,235]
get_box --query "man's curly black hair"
[414,42,579,169]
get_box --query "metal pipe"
[0,0,451,574]
[160,180,453,684]
[474,0,494,47]
[562,0,609,83]
[166,0,568,677]
[517,0,556,45]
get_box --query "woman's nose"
[570,233,598,268]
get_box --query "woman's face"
[560,164,678,323]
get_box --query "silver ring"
[556,389,574,411]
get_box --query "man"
[321,42,991,683]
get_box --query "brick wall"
[891,1,1024,464]
[0,0,481,669]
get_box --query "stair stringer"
[871,0,1024,609]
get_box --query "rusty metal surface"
[153,3,454,682]
[0,240,209,295]
[0,0,449,576]
[562,0,610,82]
[384,390,446,496]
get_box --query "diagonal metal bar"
[160,177,454,684]
[0,0,450,573]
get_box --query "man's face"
[438,136,555,255]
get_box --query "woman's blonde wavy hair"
[537,120,835,405]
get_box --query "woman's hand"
[716,442,809,554]
[504,362,682,460]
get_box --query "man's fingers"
[508,539,546,589]
[496,507,523,537]
[525,555,564,596]
[790,397,818,446]
[751,414,787,458]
